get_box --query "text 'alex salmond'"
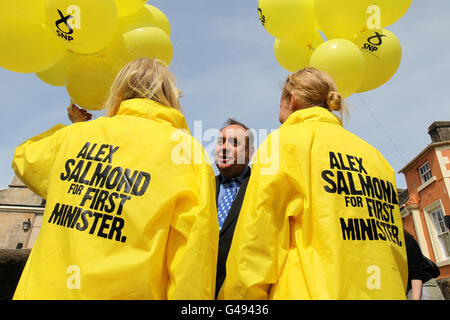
[47,142,151,243]
[321,151,402,247]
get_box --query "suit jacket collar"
[218,166,250,186]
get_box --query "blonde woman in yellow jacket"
[219,68,408,300]
[12,58,219,299]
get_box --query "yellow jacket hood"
[282,106,342,128]
[117,98,189,132]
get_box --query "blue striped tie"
[217,179,238,230]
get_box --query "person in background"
[12,57,218,300]
[219,67,408,300]
[404,230,445,300]
[214,118,254,298]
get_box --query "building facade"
[0,175,44,249]
[399,122,450,283]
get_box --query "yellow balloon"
[371,0,412,27]
[0,0,46,24]
[103,26,173,71]
[101,35,131,72]
[104,4,171,69]
[146,5,171,36]
[311,30,326,50]
[117,5,170,36]
[258,0,316,45]
[353,29,402,93]
[36,51,80,86]
[274,39,314,72]
[0,20,66,73]
[45,0,118,54]
[314,0,372,40]
[65,56,116,110]
[114,0,146,18]
[117,4,155,33]
[309,39,365,98]
[124,26,173,65]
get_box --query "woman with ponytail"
[220,68,408,300]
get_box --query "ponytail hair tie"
[326,91,342,111]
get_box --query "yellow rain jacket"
[12,99,219,299]
[219,107,407,300]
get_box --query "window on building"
[430,207,450,259]
[431,208,448,236]
[418,162,433,184]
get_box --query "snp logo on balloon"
[257,8,266,26]
[361,31,386,54]
[54,5,81,42]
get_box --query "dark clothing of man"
[215,166,251,298]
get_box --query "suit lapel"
[215,175,220,204]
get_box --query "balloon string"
[358,95,407,164]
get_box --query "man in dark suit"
[214,119,254,298]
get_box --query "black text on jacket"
[48,141,152,243]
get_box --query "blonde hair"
[282,67,348,121]
[104,57,182,117]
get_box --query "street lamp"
[22,218,31,232]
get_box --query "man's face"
[215,125,251,177]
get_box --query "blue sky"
[0,0,449,190]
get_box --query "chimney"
[428,121,450,143]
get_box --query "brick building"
[399,121,450,298]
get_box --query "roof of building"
[398,141,449,174]
[0,175,44,207]
[398,188,409,207]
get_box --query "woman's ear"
[289,91,297,111]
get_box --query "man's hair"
[220,118,255,151]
